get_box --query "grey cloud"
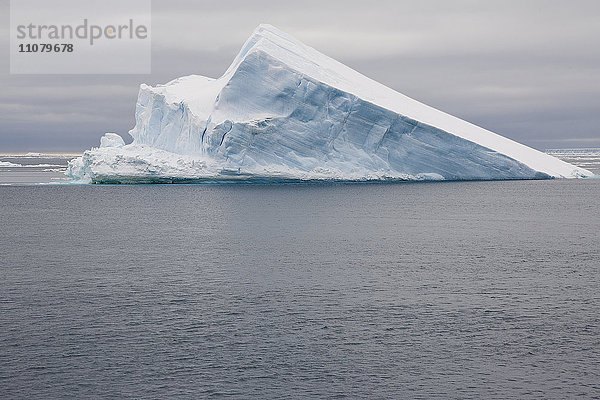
[0,0,598,152]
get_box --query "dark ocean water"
[1,178,599,399]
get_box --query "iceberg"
[67,24,593,183]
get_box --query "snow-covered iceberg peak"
[68,24,593,183]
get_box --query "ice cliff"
[67,24,593,183]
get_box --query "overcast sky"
[1,0,599,152]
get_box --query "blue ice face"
[203,51,544,180]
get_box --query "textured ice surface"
[99,133,125,148]
[67,24,593,183]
